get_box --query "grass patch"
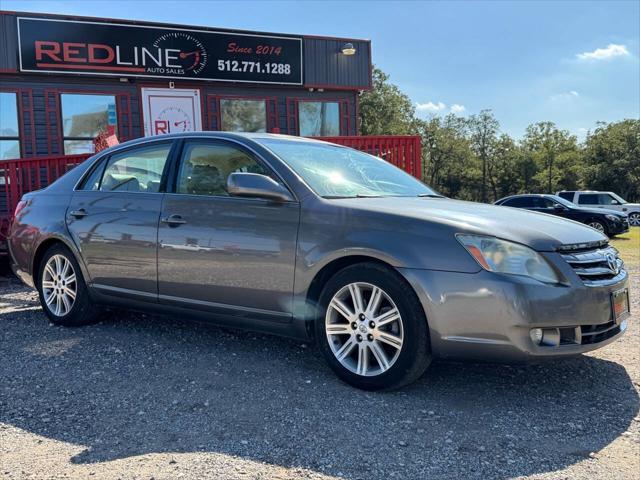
[610,228,639,269]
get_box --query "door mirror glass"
[227,173,294,202]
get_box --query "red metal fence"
[316,135,422,179]
[0,135,422,250]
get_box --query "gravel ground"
[0,248,638,480]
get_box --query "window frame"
[166,137,297,202]
[296,99,342,137]
[75,140,177,194]
[207,94,278,133]
[60,92,119,155]
[0,90,22,160]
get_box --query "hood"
[330,197,607,251]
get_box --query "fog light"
[530,328,543,345]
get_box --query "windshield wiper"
[322,194,386,199]
[418,193,445,198]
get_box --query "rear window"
[557,192,574,201]
[577,194,599,205]
[503,197,534,208]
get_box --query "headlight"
[456,234,560,284]
[605,214,619,222]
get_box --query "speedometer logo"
[153,32,208,74]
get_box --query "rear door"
[67,141,175,299]
[157,139,300,320]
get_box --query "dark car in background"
[495,194,629,237]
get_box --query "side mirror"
[227,173,294,202]
[553,203,565,210]
[610,200,620,205]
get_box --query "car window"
[176,141,268,196]
[538,198,557,208]
[504,197,533,207]
[80,158,106,191]
[557,191,574,201]
[598,194,618,205]
[577,193,598,205]
[99,144,171,192]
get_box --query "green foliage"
[358,67,640,202]
[359,67,416,135]
[582,120,640,202]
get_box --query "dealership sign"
[17,17,303,85]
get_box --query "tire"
[315,262,431,391]
[629,213,640,227]
[587,220,608,236]
[36,243,100,327]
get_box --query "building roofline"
[0,10,371,44]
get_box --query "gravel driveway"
[1,255,638,480]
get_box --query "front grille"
[580,320,621,345]
[560,245,626,286]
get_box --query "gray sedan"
[9,133,631,390]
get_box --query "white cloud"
[450,104,466,114]
[577,44,629,60]
[550,90,579,101]
[416,101,446,113]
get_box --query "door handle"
[69,208,88,218]
[161,214,187,226]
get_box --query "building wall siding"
[1,75,359,157]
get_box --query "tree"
[468,110,500,202]
[522,122,580,193]
[582,119,640,201]
[358,67,416,135]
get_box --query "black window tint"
[557,192,574,201]
[504,197,533,207]
[100,144,171,192]
[578,194,598,204]
[176,142,267,196]
[538,198,556,208]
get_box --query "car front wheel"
[587,220,607,236]
[316,262,431,390]
[629,213,640,227]
[37,243,100,327]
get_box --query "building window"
[298,101,340,136]
[61,93,117,154]
[0,92,21,160]
[220,99,267,132]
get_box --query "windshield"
[258,139,440,198]
[548,195,577,207]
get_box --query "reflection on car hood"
[331,197,607,251]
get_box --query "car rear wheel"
[316,262,431,390]
[629,213,640,227]
[37,243,100,327]
[588,220,607,236]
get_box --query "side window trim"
[167,138,296,201]
[76,140,176,193]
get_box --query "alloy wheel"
[588,221,605,233]
[629,213,640,227]
[325,282,404,377]
[42,254,77,317]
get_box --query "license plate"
[612,288,630,323]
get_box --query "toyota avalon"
[9,133,631,390]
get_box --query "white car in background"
[557,191,640,227]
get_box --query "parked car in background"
[8,133,630,390]
[557,191,640,227]
[495,194,630,237]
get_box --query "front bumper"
[608,219,630,235]
[399,266,629,362]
